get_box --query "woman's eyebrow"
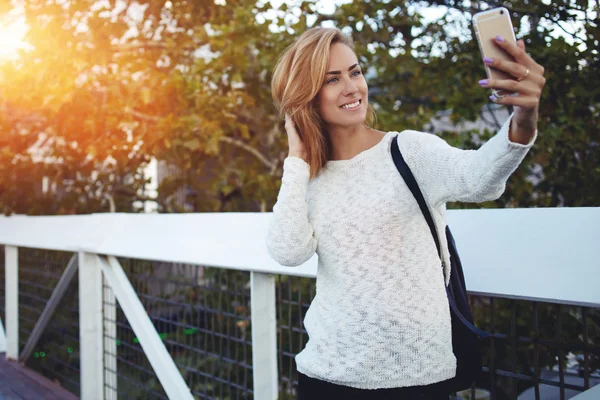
[326,63,360,75]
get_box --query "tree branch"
[547,18,586,42]
[218,136,277,172]
[104,193,116,213]
[126,108,278,173]
[127,108,162,122]
[114,42,199,54]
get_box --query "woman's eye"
[326,70,361,84]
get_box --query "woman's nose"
[343,78,359,95]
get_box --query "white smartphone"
[473,7,518,97]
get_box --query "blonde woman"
[266,27,545,399]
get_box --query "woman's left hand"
[478,36,546,144]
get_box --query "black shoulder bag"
[391,135,489,392]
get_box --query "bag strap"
[391,135,490,338]
[390,135,443,266]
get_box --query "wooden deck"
[0,355,78,400]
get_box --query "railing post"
[250,272,278,400]
[79,251,105,399]
[5,245,18,360]
[0,317,6,353]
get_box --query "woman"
[266,27,545,400]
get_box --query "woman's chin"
[326,110,367,126]
[343,112,367,125]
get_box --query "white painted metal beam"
[571,383,600,399]
[5,246,18,360]
[78,251,105,400]
[0,208,598,305]
[250,272,278,400]
[100,255,193,400]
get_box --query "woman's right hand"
[285,114,307,161]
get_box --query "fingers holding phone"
[487,37,545,79]
[478,37,546,109]
[473,8,546,109]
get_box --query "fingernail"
[496,35,504,42]
[484,57,494,64]
[478,79,489,86]
[489,95,496,102]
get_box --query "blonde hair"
[271,27,376,179]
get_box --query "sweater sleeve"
[397,114,536,207]
[265,157,318,266]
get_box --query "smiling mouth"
[340,99,361,110]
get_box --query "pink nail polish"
[484,57,494,64]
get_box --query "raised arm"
[397,114,536,207]
[398,36,545,207]
[265,115,317,266]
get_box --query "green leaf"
[184,138,201,151]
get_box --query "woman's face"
[316,43,369,128]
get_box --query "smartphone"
[473,7,517,96]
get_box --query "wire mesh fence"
[13,247,80,396]
[104,258,253,400]
[102,263,315,400]
[467,295,600,400]
[273,276,600,400]
[275,275,313,400]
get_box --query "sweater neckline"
[325,131,394,169]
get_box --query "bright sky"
[0,9,29,61]
[257,0,593,58]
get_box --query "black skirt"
[297,371,451,400]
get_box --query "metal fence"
[274,280,600,400]
[104,264,314,400]
[103,258,253,400]
[1,245,599,400]
[468,295,600,400]
[276,275,314,400]
[6,247,81,394]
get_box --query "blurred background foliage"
[0,0,597,215]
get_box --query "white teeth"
[342,100,360,109]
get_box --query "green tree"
[2,1,597,215]
[0,0,293,214]
[311,0,599,208]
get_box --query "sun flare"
[0,18,29,60]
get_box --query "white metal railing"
[0,208,599,399]
[572,383,600,399]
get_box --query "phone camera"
[500,10,504,14]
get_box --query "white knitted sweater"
[265,115,536,389]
